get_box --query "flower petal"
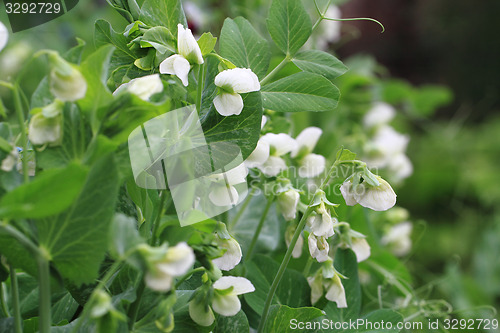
[245,140,270,168]
[209,184,239,206]
[177,24,204,64]
[159,54,190,86]
[212,237,243,271]
[212,294,241,316]
[307,275,323,304]
[340,181,357,206]
[325,275,347,308]
[157,242,195,277]
[291,127,322,157]
[213,276,255,295]
[299,153,326,178]
[308,233,330,263]
[213,92,244,116]
[363,102,396,128]
[260,133,297,156]
[259,155,287,177]
[28,113,62,145]
[214,68,260,93]
[277,189,300,221]
[354,177,397,211]
[144,270,174,291]
[351,238,371,262]
[0,22,8,52]
[189,301,215,326]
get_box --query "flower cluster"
[307,258,346,307]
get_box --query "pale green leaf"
[197,32,217,56]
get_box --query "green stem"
[150,190,168,246]
[9,266,22,333]
[37,256,51,333]
[13,85,29,183]
[71,261,123,333]
[0,222,40,256]
[228,188,255,230]
[302,257,313,277]
[196,63,206,114]
[245,197,273,261]
[174,267,206,289]
[0,282,10,317]
[260,57,290,86]
[257,160,340,333]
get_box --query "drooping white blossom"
[212,276,255,316]
[285,225,304,258]
[340,176,396,211]
[189,300,215,326]
[244,139,270,168]
[351,238,371,262]
[28,100,64,146]
[159,24,204,86]
[277,188,300,221]
[48,52,87,102]
[212,235,242,271]
[291,127,325,178]
[113,74,163,101]
[144,242,196,292]
[308,233,330,262]
[363,102,396,129]
[307,274,324,304]
[208,163,248,207]
[324,274,347,308]
[258,133,297,177]
[308,205,335,238]
[0,21,8,52]
[213,68,260,116]
[381,221,413,256]
[388,153,413,182]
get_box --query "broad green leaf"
[139,0,186,36]
[293,50,348,80]
[324,249,361,322]
[109,213,144,260]
[336,148,357,162]
[229,193,281,254]
[197,32,217,56]
[202,91,263,160]
[343,309,403,333]
[37,155,120,285]
[220,17,270,79]
[94,20,137,60]
[52,293,79,325]
[0,234,37,276]
[265,305,324,333]
[244,255,311,314]
[267,0,312,56]
[0,163,87,219]
[261,72,340,112]
[214,310,250,333]
[139,26,176,54]
[77,45,115,132]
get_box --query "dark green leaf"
[214,310,249,333]
[265,305,324,333]
[140,26,176,54]
[262,72,340,112]
[139,0,186,36]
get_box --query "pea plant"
[0,0,423,332]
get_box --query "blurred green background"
[1,0,499,329]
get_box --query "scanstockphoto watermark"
[289,318,423,331]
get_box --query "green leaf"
[0,163,87,219]
[261,72,340,112]
[214,310,249,333]
[94,20,137,61]
[37,155,120,285]
[265,305,324,333]
[267,0,312,56]
[139,26,176,54]
[202,91,263,160]
[139,0,186,36]
[109,213,144,260]
[336,148,357,162]
[292,50,348,80]
[244,255,311,314]
[197,32,217,56]
[344,309,404,333]
[220,17,270,79]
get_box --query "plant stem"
[228,188,255,231]
[71,261,123,333]
[245,197,273,261]
[0,282,10,317]
[0,222,40,256]
[37,256,51,333]
[13,85,29,183]
[196,63,206,114]
[260,57,290,86]
[257,160,340,333]
[302,257,314,277]
[9,266,22,333]
[150,190,169,246]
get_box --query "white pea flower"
[212,235,242,271]
[307,203,335,238]
[208,163,248,207]
[261,115,268,129]
[189,300,215,327]
[212,276,255,316]
[0,21,8,52]
[1,148,18,172]
[258,133,297,177]
[363,102,396,129]
[388,153,413,181]
[113,74,163,101]
[365,125,409,168]
[244,139,270,168]
[340,176,396,211]
[277,188,300,221]
[144,242,196,292]
[351,238,371,262]
[307,274,324,304]
[285,225,303,258]
[324,274,347,308]
[291,127,325,178]
[213,68,260,116]
[159,24,204,86]
[48,52,87,102]
[308,233,330,262]
[28,100,64,146]
[381,221,413,256]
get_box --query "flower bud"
[48,52,87,101]
[277,188,300,221]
